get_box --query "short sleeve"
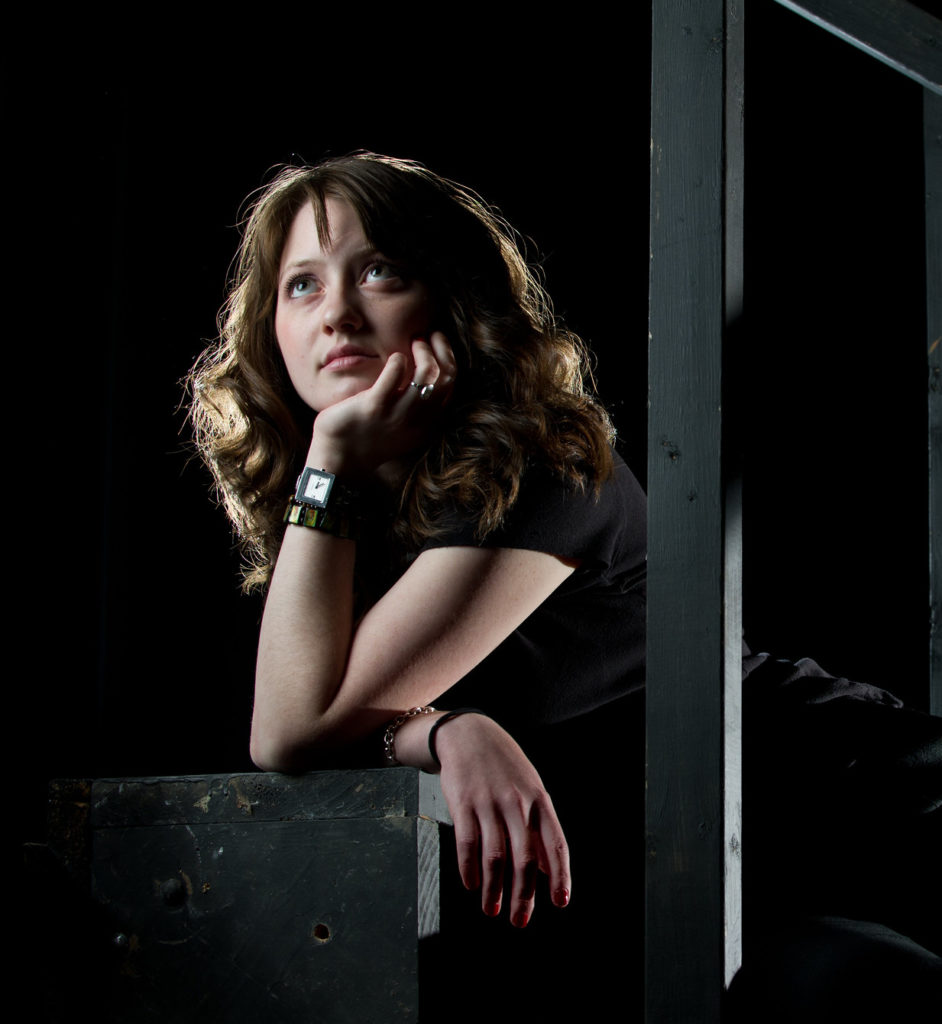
[422,452,647,728]
[421,454,646,584]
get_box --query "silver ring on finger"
[410,380,435,400]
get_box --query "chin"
[310,379,375,411]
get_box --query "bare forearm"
[251,338,466,770]
[253,539,577,771]
[251,520,357,770]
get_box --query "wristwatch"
[284,467,362,539]
[294,467,336,508]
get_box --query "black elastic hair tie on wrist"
[428,708,487,768]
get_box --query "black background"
[14,1,933,844]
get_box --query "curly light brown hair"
[188,153,615,590]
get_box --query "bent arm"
[253,527,577,927]
[252,531,575,771]
[251,335,579,770]
[247,335,577,924]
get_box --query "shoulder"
[423,450,646,570]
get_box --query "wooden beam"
[647,0,744,1018]
[773,0,942,95]
[928,87,942,716]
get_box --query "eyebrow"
[281,258,320,275]
[279,246,385,281]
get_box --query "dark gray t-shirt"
[421,451,647,731]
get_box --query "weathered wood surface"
[647,0,744,1019]
[47,769,449,1023]
[88,766,451,828]
[928,88,942,717]
[773,0,942,95]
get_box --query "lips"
[321,344,378,370]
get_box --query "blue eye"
[287,275,319,298]
[365,262,400,283]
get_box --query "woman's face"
[274,197,433,412]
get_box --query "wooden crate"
[46,769,450,1023]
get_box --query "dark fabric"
[421,453,647,730]
[416,458,648,1018]
[412,450,942,1015]
[726,917,942,1023]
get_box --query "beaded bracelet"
[283,499,363,540]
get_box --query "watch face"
[297,468,334,508]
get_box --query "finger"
[477,813,507,917]
[537,800,571,909]
[507,821,539,929]
[429,331,457,386]
[371,351,409,401]
[450,809,482,893]
[427,333,457,408]
[404,339,440,402]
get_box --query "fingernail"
[484,899,501,917]
[512,910,530,929]
[554,888,570,907]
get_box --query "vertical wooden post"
[928,87,942,717]
[647,1,744,1020]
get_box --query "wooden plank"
[647,0,744,1019]
[928,88,942,716]
[88,767,451,828]
[773,0,942,95]
[723,5,746,989]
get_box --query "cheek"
[273,339,310,403]
[273,304,289,349]
[273,310,301,365]
[395,291,433,336]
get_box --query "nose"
[322,283,363,335]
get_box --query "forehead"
[279,197,368,269]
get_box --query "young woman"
[190,152,940,1017]
[188,152,647,940]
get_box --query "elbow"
[250,723,322,774]
[249,694,373,773]
[250,746,300,775]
